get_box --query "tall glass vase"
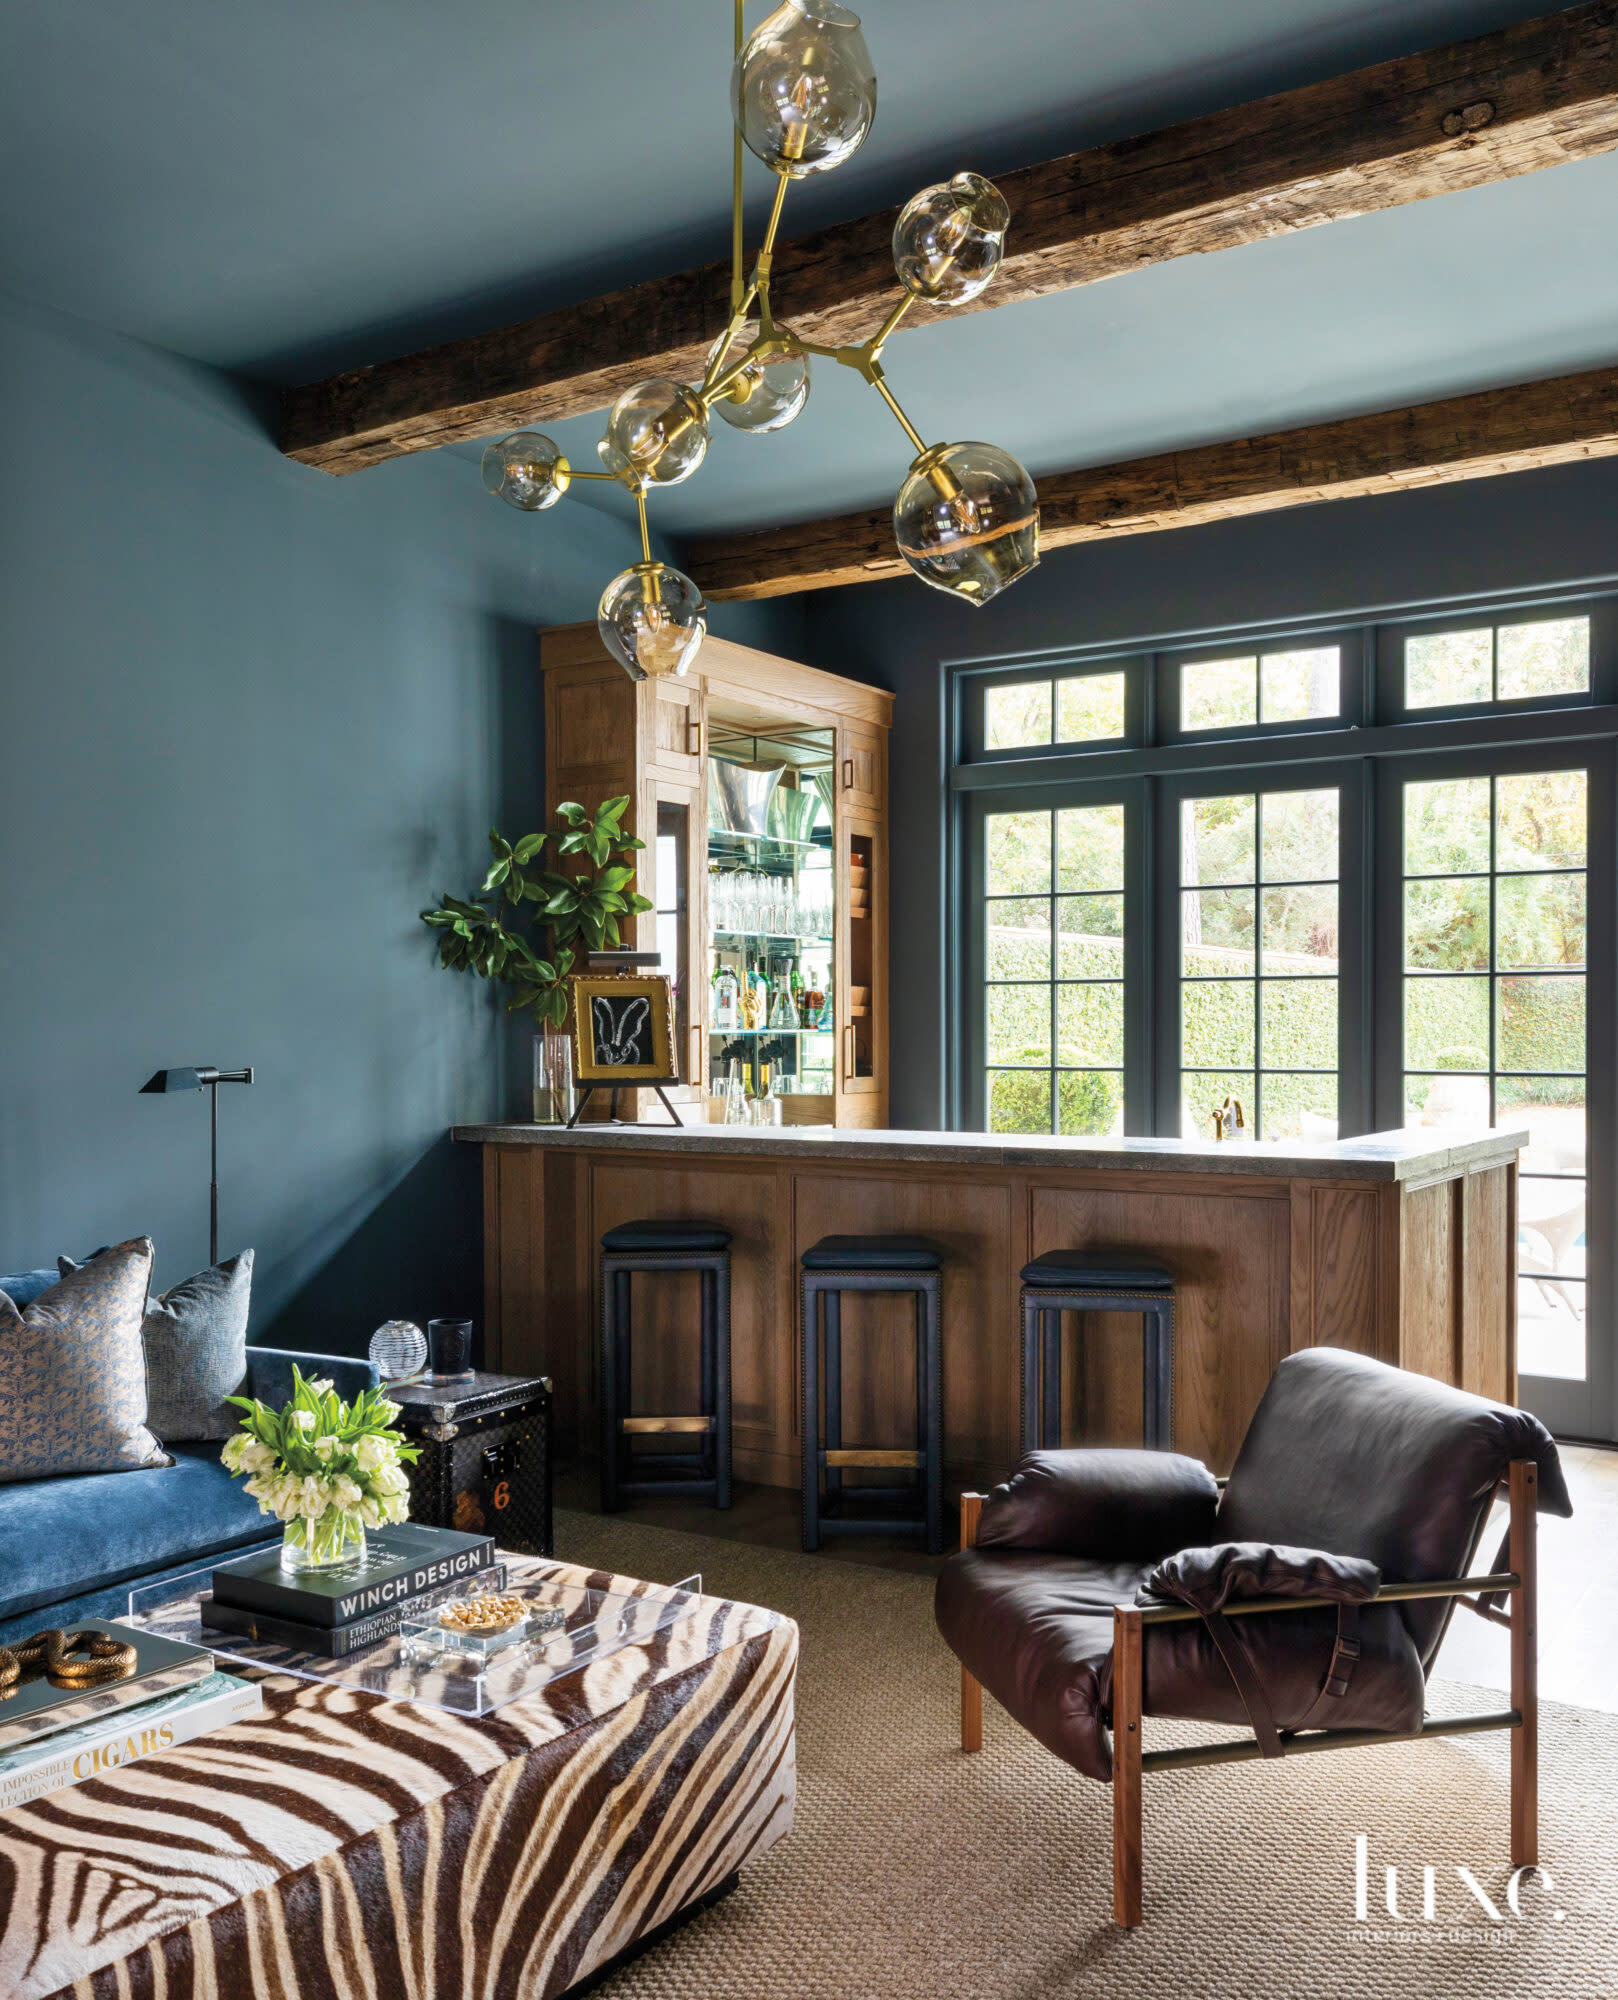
[532,1031,576,1125]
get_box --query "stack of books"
[202,1523,495,1657]
[0,1623,260,1812]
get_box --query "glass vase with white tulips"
[222,1366,419,1575]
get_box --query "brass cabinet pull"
[842,757,854,790]
[843,1024,855,1080]
[686,718,702,757]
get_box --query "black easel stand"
[566,1080,683,1129]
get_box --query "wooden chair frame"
[956,1459,1539,1927]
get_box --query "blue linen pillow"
[59,1248,253,1442]
[0,1269,59,1309]
[0,1237,169,1481]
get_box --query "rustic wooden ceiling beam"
[683,362,1618,598]
[282,3,1618,475]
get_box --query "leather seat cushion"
[601,1218,731,1252]
[801,1235,941,1271]
[1021,1249,1174,1289]
[936,1547,1426,1783]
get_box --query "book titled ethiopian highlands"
[0,1670,261,1814]
[0,1622,214,1754]
[209,1523,495,1628]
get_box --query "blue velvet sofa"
[0,1264,378,1643]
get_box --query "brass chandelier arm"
[730,0,746,315]
[636,485,653,565]
[868,372,929,459]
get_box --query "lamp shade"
[141,1067,203,1093]
[597,562,707,681]
[706,328,811,433]
[893,442,1040,605]
[731,0,877,179]
[481,431,570,511]
[893,173,1010,305]
[597,381,709,488]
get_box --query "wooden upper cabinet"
[538,621,893,1126]
[837,721,884,814]
[650,678,704,781]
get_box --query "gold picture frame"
[569,974,677,1085]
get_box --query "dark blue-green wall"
[0,289,801,1354]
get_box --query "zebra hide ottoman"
[0,1554,797,2000]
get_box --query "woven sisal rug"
[556,1508,1618,2000]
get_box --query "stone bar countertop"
[452,1121,1528,1183]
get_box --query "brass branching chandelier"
[481,0,1040,681]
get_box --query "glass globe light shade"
[892,442,1040,606]
[731,0,877,178]
[481,431,570,511]
[893,172,1011,305]
[596,380,709,488]
[598,562,708,682]
[705,327,811,432]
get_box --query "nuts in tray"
[439,1593,525,1636]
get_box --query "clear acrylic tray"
[123,1562,703,1718]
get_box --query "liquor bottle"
[712,962,740,1033]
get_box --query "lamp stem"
[872,375,929,457]
[636,486,652,565]
[208,1080,219,1268]
[731,0,745,314]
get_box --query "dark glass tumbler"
[426,1317,474,1381]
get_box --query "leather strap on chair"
[1195,1608,1285,1758]
[1294,1602,1363,1731]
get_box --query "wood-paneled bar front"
[456,1125,1525,1487]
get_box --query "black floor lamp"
[140,1066,254,1266]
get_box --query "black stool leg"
[923,1272,944,1556]
[823,1287,843,1499]
[700,1266,716,1484]
[1143,1296,1174,1451]
[1020,1288,1038,1457]
[600,1264,621,1513]
[1041,1306,1062,1451]
[715,1255,733,1509]
[802,1276,821,1552]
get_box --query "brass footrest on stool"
[622,1416,715,1435]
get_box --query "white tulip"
[287,1409,316,1432]
[240,1438,277,1473]
[369,1462,409,1496]
[354,1434,392,1472]
[358,1494,383,1528]
[313,1435,338,1461]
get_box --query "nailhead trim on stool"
[600,1224,732,1512]
[1019,1255,1175,1455]
[800,1236,943,1555]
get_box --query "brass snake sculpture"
[0,1628,139,1696]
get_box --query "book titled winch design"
[210,1523,494,1628]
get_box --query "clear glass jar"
[281,1511,367,1575]
[533,1031,576,1124]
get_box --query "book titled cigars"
[0,1670,262,1813]
[210,1523,494,1628]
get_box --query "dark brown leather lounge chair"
[935,1347,1571,1926]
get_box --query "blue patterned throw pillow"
[59,1248,252,1442]
[0,1237,169,1481]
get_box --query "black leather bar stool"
[801,1235,944,1555]
[600,1219,731,1512]
[1019,1250,1175,1454]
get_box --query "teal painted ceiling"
[4,0,1611,537]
